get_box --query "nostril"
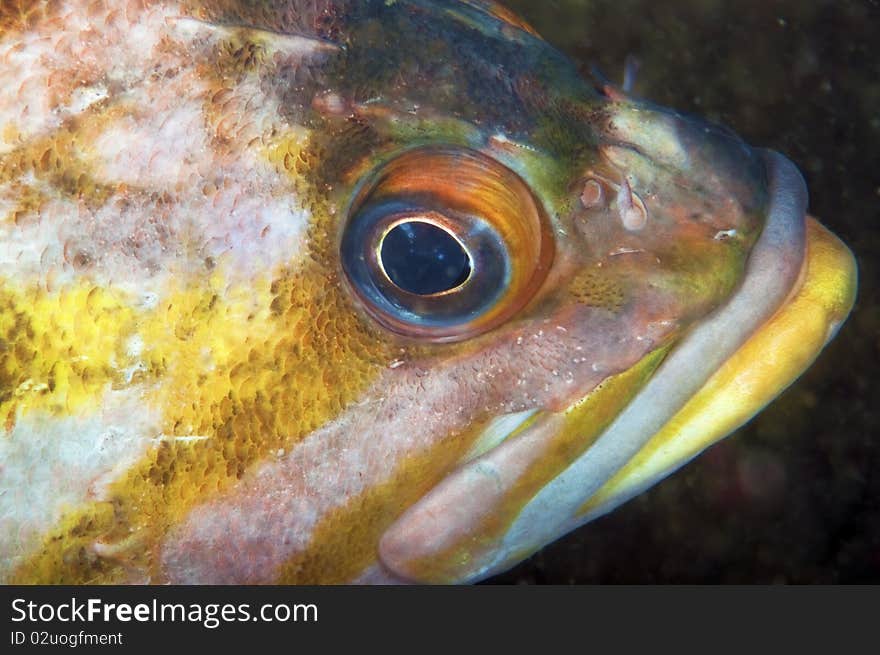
[580,178,604,208]
[616,177,648,231]
[575,171,647,231]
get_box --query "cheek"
[157,364,486,583]
[151,268,679,584]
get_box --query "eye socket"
[340,147,554,342]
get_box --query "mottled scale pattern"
[0,0,394,582]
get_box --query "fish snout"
[584,100,771,247]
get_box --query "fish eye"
[340,147,555,342]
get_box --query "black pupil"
[380,221,471,295]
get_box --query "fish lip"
[379,150,809,584]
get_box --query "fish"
[0,0,857,584]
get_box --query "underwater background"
[487,0,879,584]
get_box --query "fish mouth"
[378,152,858,584]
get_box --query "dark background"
[487,0,879,583]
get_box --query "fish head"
[0,0,857,584]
